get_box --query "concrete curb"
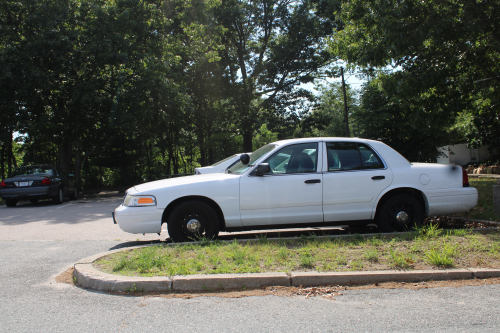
[74,244,500,293]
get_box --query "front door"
[240,142,323,226]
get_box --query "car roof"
[17,165,54,169]
[271,137,377,147]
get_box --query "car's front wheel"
[5,199,17,207]
[377,194,424,232]
[167,200,220,242]
[52,188,63,205]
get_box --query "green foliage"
[331,0,500,150]
[425,245,456,268]
[98,230,500,276]
[213,0,337,151]
[389,249,414,269]
[416,223,443,239]
[352,74,459,162]
[0,0,339,188]
[457,179,500,221]
[301,82,359,138]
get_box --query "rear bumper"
[0,186,58,201]
[424,187,478,216]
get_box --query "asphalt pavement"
[1,197,500,332]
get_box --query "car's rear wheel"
[377,194,424,232]
[167,200,220,242]
[69,186,78,200]
[5,199,17,207]
[52,188,63,205]
[30,199,39,204]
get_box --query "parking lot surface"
[1,198,500,332]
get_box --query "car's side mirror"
[255,163,271,176]
[240,153,250,165]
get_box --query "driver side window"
[264,143,318,175]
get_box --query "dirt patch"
[55,267,75,285]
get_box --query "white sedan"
[113,138,478,242]
[194,153,249,174]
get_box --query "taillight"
[0,180,6,187]
[462,168,469,187]
[41,177,51,185]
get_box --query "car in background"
[114,137,478,242]
[194,153,251,174]
[0,165,78,207]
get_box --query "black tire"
[167,200,220,242]
[377,194,424,232]
[52,188,63,205]
[5,199,17,207]
[30,199,39,204]
[69,186,78,200]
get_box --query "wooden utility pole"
[341,67,350,137]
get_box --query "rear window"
[10,166,54,177]
[326,142,384,171]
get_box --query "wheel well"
[374,188,427,220]
[161,196,226,231]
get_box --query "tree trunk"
[173,145,179,175]
[1,144,4,179]
[7,130,13,176]
[74,140,82,190]
[209,148,215,165]
[167,139,173,176]
[243,130,253,153]
[57,142,72,173]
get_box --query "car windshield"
[10,166,54,177]
[227,144,276,175]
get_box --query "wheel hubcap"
[396,211,409,223]
[186,219,202,233]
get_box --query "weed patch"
[94,229,500,277]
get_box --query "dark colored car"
[0,165,77,207]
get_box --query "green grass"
[95,226,500,277]
[424,245,456,268]
[457,178,499,221]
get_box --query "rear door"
[322,141,393,221]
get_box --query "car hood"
[194,166,222,172]
[128,173,238,194]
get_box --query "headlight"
[123,195,157,207]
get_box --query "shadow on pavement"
[109,225,381,250]
[109,240,163,251]
[216,225,380,240]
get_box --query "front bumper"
[113,205,163,234]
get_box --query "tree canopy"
[331,0,500,151]
[1,0,497,187]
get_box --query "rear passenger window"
[358,145,384,169]
[326,142,384,171]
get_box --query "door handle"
[371,176,385,180]
[305,179,321,184]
